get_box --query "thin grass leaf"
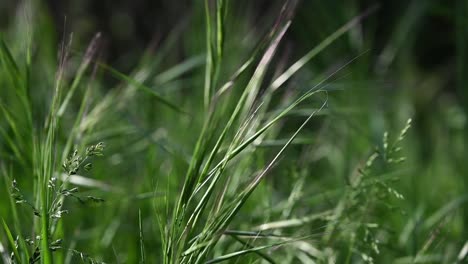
[423,195,468,230]
[215,0,226,61]
[1,218,22,264]
[154,55,204,85]
[57,32,100,116]
[224,230,286,239]
[213,56,254,100]
[376,1,428,73]
[203,0,215,109]
[253,137,315,147]
[0,35,32,126]
[99,63,186,115]
[0,34,23,87]
[60,50,100,164]
[204,236,309,264]
[270,4,379,91]
[230,235,276,264]
[60,174,119,192]
[0,123,23,164]
[139,209,146,264]
[254,210,333,231]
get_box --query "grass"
[0,0,467,263]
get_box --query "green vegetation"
[0,1,467,263]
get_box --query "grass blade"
[203,0,215,109]
[139,209,146,264]
[229,235,276,264]
[57,32,100,117]
[205,236,308,264]
[1,218,22,264]
[270,4,379,91]
[100,63,187,115]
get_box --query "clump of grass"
[2,141,106,264]
[323,118,412,263]
[2,0,465,263]
[0,7,109,261]
[159,1,386,263]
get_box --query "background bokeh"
[0,0,466,263]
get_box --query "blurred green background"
[0,0,467,263]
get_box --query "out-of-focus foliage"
[0,0,466,263]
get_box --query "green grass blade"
[204,0,215,110]
[204,237,307,264]
[139,209,146,264]
[253,210,334,231]
[423,195,468,230]
[0,35,32,126]
[1,218,22,264]
[57,33,100,117]
[154,55,204,85]
[215,0,226,61]
[100,63,187,115]
[270,4,378,91]
[229,235,276,264]
[0,35,23,86]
